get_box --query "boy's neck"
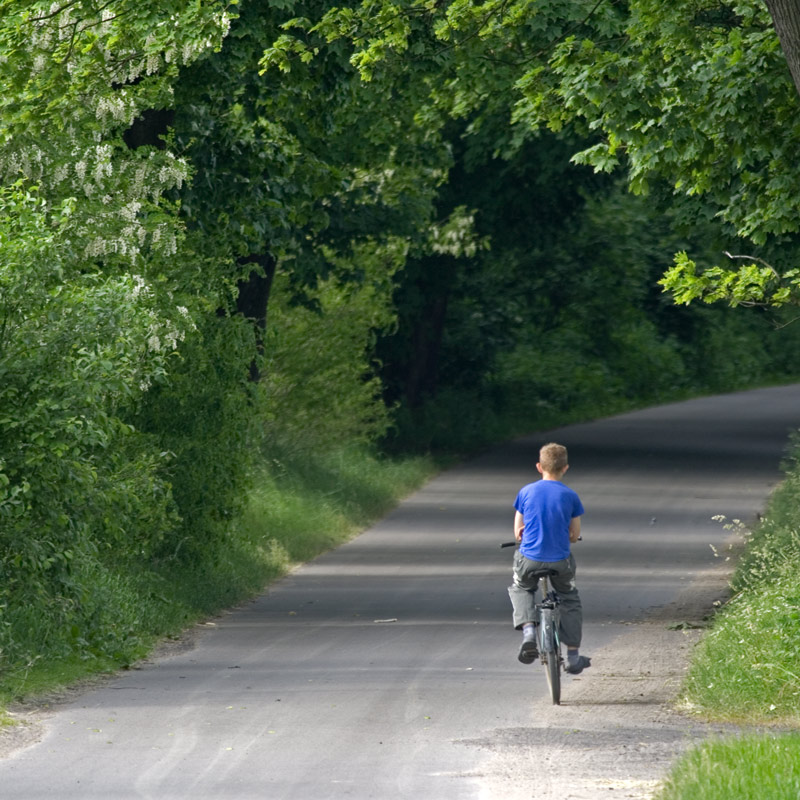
[536,462,569,481]
[541,470,565,481]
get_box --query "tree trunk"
[235,254,276,382]
[404,292,448,409]
[765,0,800,99]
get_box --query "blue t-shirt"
[514,479,584,562]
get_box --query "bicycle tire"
[539,609,561,705]
[545,646,561,705]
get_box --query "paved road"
[3,385,800,799]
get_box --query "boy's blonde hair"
[539,442,568,474]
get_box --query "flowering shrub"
[0,186,197,665]
[0,2,241,679]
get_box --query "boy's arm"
[514,510,525,543]
[569,516,582,543]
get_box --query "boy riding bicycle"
[508,442,591,675]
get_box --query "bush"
[133,311,260,559]
[0,187,193,677]
[261,266,395,456]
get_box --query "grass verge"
[679,447,800,724]
[655,438,800,797]
[655,733,800,800]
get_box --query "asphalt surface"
[3,384,800,799]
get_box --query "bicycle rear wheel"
[540,609,561,705]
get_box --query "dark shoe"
[565,655,591,675]
[518,639,538,664]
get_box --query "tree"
[0,0,247,670]
[270,0,800,310]
[0,0,234,279]
[174,0,453,348]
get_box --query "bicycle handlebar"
[500,537,582,549]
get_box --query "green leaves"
[660,251,800,308]
[271,0,800,266]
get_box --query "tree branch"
[525,0,610,63]
[723,251,781,279]
[28,0,85,23]
[431,0,512,59]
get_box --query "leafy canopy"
[263,0,800,308]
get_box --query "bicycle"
[501,542,563,705]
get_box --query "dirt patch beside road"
[462,565,736,800]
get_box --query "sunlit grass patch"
[681,581,800,722]
[236,445,437,565]
[655,733,800,800]
[662,440,800,798]
[680,458,800,724]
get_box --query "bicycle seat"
[529,568,559,579]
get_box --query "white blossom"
[120,201,142,222]
[96,96,130,124]
[130,276,149,299]
[85,237,106,258]
[58,9,73,40]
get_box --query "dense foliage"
[0,0,242,682]
[269,0,800,307]
[3,0,800,694]
[0,0,449,685]
[374,124,800,450]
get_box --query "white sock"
[522,623,535,640]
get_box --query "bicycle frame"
[536,573,561,653]
[501,543,563,704]
[534,570,563,704]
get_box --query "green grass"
[679,580,800,724]
[679,459,800,724]
[656,441,800,796]
[230,444,439,570]
[655,734,800,800]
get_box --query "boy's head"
[538,442,569,477]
